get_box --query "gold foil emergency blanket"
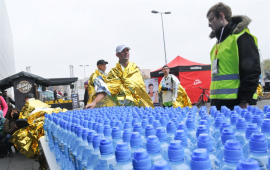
[94,62,154,107]
[19,99,49,119]
[257,84,263,97]
[11,103,66,159]
[88,69,107,104]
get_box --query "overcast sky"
[5,0,270,80]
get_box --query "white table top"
[39,136,62,170]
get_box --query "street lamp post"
[79,65,89,79]
[152,10,171,65]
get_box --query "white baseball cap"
[116,45,131,53]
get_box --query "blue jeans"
[4,134,12,153]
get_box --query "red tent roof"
[151,56,209,72]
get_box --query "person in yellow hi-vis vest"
[206,2,261,110]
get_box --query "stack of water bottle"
[43,105,270,170]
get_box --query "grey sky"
[5,0,270,80]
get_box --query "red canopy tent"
[150,56,211,104]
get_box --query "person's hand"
[239,102,249,109]
[85,101,96,109]
[161,86,168,91]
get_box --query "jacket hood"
[209,15,252,39]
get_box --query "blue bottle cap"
[96,123,104,134]
[115,142,131,162]
[245,123,259,139]
[115,121,122,129]
[153,120,162,129]
[99,138,113,155]
[215,117,225,128]
[221,128,236,144]
[146,135,161,154]
[87,130,96,143]
[110,119,116,127]
[230,113,239,125]
[236,159,260,170]
[168,140,184,162]
[197,134,213,152]
[241,109,248,118]
[244,112,253,122]
[190,149,211,170]
[132,118,140,127]
[92,122,98,130]
[196,125,209,137]
[166,121,177,134]
[124,122,132,130]
[177,122,188,132]
[199,120,210,128]
[141,119,149,129]
[152,160,171,170]
[159,117,168,127]
[76,126,83,137]
[174,130,187,146]
[156,127,167,142]
[220,122,231,133]
[82,128,90,140]
[185,118,195,129]
[92,134,103,148]
[236,118,247,130]
[133,123,143,134]
[265,112,270,119]
[149,116,155,124]
[145,125,156,137]
[251,115,263,126]
[261,119,270,133]
[223,140,243,163]
[130,132,143,147]
[249,132,268,153]
[112,126,121,139]
[122,129,132,142]
[132,149,151,170]
[103,125,112,137]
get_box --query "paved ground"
[0,99,269,170]
[0,149,39,170]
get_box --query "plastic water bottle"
[112,142,133,170]
[103,125,112,140]
[261,119,270,150]
[130,132,144,157]
[96,123,104,135]
[186,118,196,143]
[167,140,190,170]
[197,134,220,169]
[156,127,169,160]
[236,159,260,170]
[174,130,192,165]
[220,140,244,170]
[242,123,260,158]
[81,130,96,169]
[252,115,263,130]
[84,134,102,170]
[230,113,239,131]
[77,129,90,170]
[94,138,116,170]
[190,149,211,170]
[152,160,171,170]
[122,129,132,144]
[211,117,224,143]
[235,118,247,146]
[132,149,152,170]
[144,125,155,147]
[112,126,121,150]
[166,121,177,144]
[215,128,236,162]
[247,132,269,169]
[146,135,165,164]
[244,112,253,123]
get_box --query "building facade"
[0,0,15,81]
